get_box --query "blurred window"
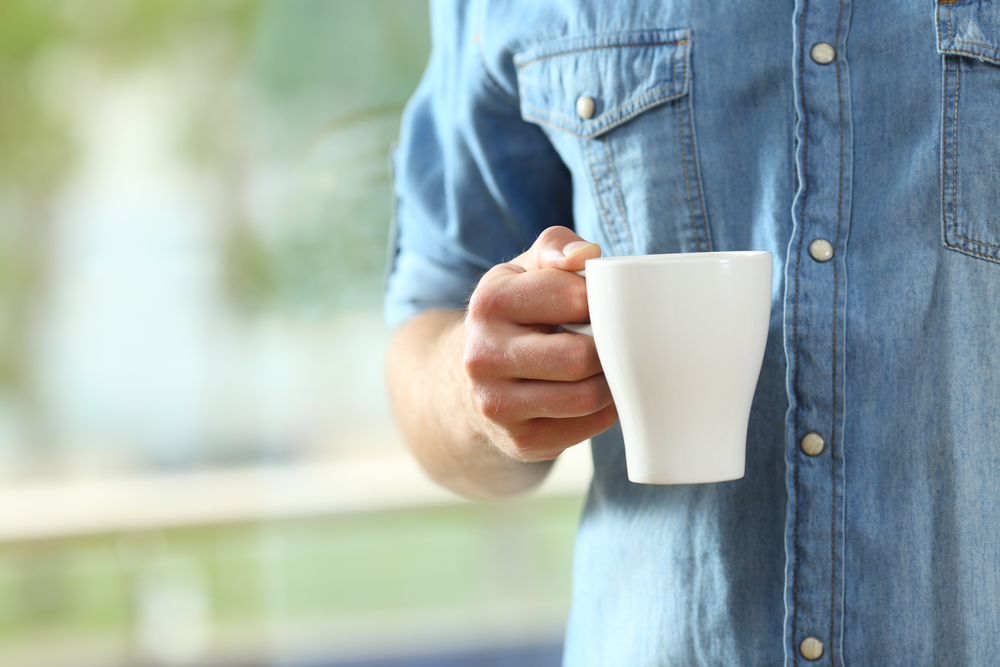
[0,2,588,666]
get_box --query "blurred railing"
[0,444,592,543]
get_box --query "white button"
[809,238,834,262]
[811,42,836,65]
[576,95,595,119]
[800,636,824,661]
[800,432,826,457]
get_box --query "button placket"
[787,0,853,664]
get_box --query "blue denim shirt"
[385,1,1000,664]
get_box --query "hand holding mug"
[462,227,618,462]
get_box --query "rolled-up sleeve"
[383,0,573,328]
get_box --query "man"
[385,1,1000,664]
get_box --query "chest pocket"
[938,1,1000,264]
[513,29,711,257]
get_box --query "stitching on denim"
[831,0,845,656]
[511,29,689,63]
[792,3,808,664]
[677,89,702,251]
[602,135,633,253]
[945,241,1000,261]
[952,39,1000,54]
[950,53,1000,256]
[515,39,688,68]
[942,59,949,247]
[521,81,686,132]
[955,235,1000,251]
[939,63,1000,265]
[683,52,712,252]
[586,136,617,246]
[942,47,1000,65]
[953,61,960,244]
[937,59,998,255]
[675,37,703,250]
[944,4,1000,62]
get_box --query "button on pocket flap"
[937,1,1000,65]
[514,29,690,139]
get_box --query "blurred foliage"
[225,0,430,316]
[0,0,431,393]
[0,0,262,393]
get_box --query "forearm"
[386,308,554,499]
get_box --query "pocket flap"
[513,29,690,139]
[937,1,1000,65]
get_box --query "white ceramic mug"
[563,251,772,484]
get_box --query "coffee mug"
[563,251,772,484]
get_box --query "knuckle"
[570,279,590,316]
[466,284,502,322]
[462,343,493,380]
[562,338,595,379]
[549,272,588,318]
[570,377,605,415]
[472,387,507,421]
[536,226,562,247]
[508,428,541,455]
[507,424,562,462]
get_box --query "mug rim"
[585,250,771,266]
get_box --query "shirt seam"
[677,85,703,251]
[943,43,1000,65]
[943,5,1000,63]
[602,135,634,253]
[686,65,712,252]
[953,61,960,246]
[793,1,808,664]
[515,39,688,68]
[947,59,1000,253]
[831,0,845,657]
[942,56,949,250]
[586,138,618,245]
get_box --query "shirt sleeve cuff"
[383,250,482,329]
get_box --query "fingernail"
[562,241,597,256]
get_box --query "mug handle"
[557,270,592,337]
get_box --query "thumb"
[516,226,602,272]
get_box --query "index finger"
[509,226,602,273]
[474,265,590,326]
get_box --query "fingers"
[471,371,613,423]
[489,404,620,462]
[466,327,602,382]
[469,225,601,325]
[508,225,602,273]
[468,267,589,326]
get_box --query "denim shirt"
[385,1,1000,664]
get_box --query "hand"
[463,226,618,462]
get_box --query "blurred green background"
[0,2,588,665]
